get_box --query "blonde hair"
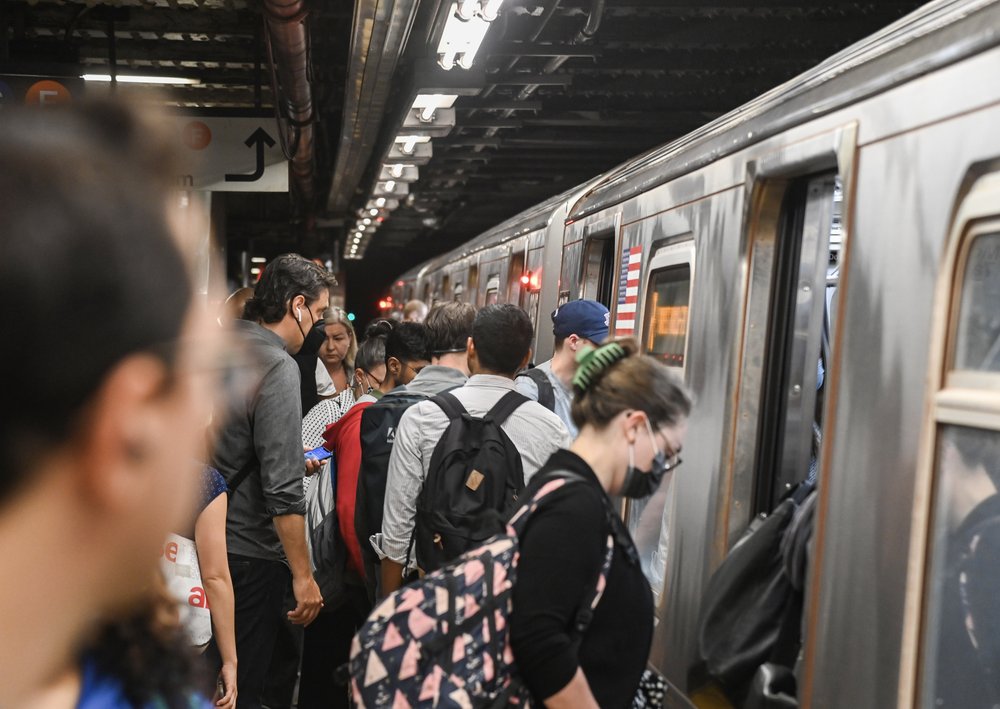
[571,339,692,430]
[321,306,358,372]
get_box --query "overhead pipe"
[263,0,314,205]
[518,0,604,99]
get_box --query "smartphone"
[305,444,333,463]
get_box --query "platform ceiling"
[3,0,927,313]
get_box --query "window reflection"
[922,425,1000,708]
[955,232,1000,372]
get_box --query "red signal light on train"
[519,272,531,286]
[378,299,388,309]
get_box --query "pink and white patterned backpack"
[348,472,614,708]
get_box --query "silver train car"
[389,1,1000,706]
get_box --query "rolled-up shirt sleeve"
[378,406,426,565]
[253,358,307,518]
[510,489,604,700]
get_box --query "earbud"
[296,307,302,322]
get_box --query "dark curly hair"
[85,577,209,708]
[243,254,336,324]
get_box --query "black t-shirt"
[509,449,654,708]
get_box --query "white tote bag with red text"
[160,533,213,647]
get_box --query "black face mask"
[620,418,671,499]
[293,296,324,357]
[299,322,326,358]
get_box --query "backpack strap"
[510,469,616,637]
[485,390,530,426]
[517,368,556,412]
[226,452,258,495]
[431,391,468,421]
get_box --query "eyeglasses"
[656,432,683,472]
[401,361,426,377]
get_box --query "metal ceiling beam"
[455,100,543,111]
[489,73,573,85]
[489,42,600,57]
[325,0,424,213]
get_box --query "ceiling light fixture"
[81,73,201,85]
[412,93,459,122]
[394,134,431,155]
[436,0,503,71]
[369,208,379,216]
[375,197,387,208]
[384,180,397,192]
[363,218,372,225]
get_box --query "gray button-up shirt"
[212,319,307,561]
[514,359,578,439]
[376,374,572,566]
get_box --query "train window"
[581,235,617,308]
[644,265,691,368]
[441,274,451,302]
[509,251,525,306]
[631,240,695,598]
[485,275,500,305]
[752,173,839,514]
[921,424,1000,707]
[468,264,479,306]
[453,282,464,301]
[917,200,1000,708]
[953,231,1000,372]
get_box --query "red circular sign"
[182,121,212,150]
[25,80,72,106]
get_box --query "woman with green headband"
[509,338,692,708]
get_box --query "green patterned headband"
[572,342,629,392]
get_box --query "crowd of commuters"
[1,98,695,709]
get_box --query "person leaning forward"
[210,253,335,709]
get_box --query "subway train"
[387,1,1000,706]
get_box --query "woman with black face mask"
[509,338,691,709]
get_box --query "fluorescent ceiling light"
[369,208,379,216]
[375,198,387,207]
[81,73,201,85]
[412,93,458,122]
[363,218,372,225]
[394,135,432,155]
[482,0,504,21]
[384,180,397,193]
[250,267,261,275]
[437,2,494,71]
[250,257,267,263]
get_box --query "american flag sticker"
[614,245,642,336]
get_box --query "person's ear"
[387,357,401,377]
[622,410,644,446]
[76,354,169,512]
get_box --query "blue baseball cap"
[551,299,610,343]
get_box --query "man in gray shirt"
[378,304,571,595]
[515,299,610,438]
[211,254,334,709]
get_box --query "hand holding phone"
[304,445,333,463]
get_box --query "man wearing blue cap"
[515,299,610,438]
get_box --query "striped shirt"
[375,374,571,566]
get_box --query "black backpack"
[516,367,555,412]
[690,482,816,707]
[355,390,430,598]
[410,390,528,574]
